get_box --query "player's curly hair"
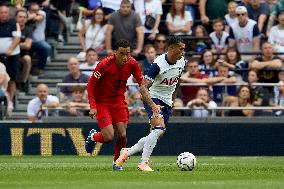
[114,39,131,50]
[167,35,183,47]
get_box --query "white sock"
[127,137,146,156]
[141,128,164,162]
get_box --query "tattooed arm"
[172,79,181,105]
[139,78,161,115]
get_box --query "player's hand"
[89,108,97,119]
[151,104,161,118]
[5,48,13,56]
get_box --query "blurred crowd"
[1,0,284,121]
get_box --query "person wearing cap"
[268,10,284,61]
[228,6,260,61]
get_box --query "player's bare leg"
[113,122,127,170]
[85,125,114,153]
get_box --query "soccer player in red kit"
[85,39,144,170]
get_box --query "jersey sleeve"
[229,27,235,39]
[144,63,160,81]
[87,62,105,109]
[252,23,260,38]
[132,61,143,86]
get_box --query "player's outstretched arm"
[172,79,181,105]
[139,78,161,115]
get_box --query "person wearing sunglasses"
[154,34,167,55]
[228,6,260,62]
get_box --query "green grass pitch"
[0,156,284,189]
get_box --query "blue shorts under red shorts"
[95,101,129,129]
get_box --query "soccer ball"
[176,152,196,171]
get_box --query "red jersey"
[87,55,143,109]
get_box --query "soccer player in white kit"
[115,36,186,171]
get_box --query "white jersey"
[209,31,229,52]
[79,61,99,77]
[27,95,59,118]
[224,14,238,27]
[268,25,284,53]
[229,19,260,53]
[144,54,186,106]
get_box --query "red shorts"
[95,101,129,129]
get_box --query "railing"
[56,81,282,101]
[53,82,284,116]
[56,82,284,98]
[41,105,284,119]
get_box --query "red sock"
[93,132,104,143]
[114,137,127,161]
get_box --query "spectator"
[187,87,217,117]
[128,91,146,117]
[45,0,70,42]
[101,0,121,19]
[79,48,99,77]
[229,6,260,61]
[12,0,27,10]
[266,0,277,12]
[199,0,230,29]
[9,0,27,18]
[266,0,284,36]
[212,64,237,104]
[60,57,89,100]
[0,62,10,96]
[0,62,10,116]
[274,80,284,116]
[16,9,32,92]
[78,7,107,54]
[274,68,284,106]
[180,60,226,104]
[183,0,197,20]
[135,0,163,45]
[222,85,254,116]
[166,0,193,35]
[240,0,250,5]
[61,85,89,116]
[199,50,216,77]
[247,69,271,108]
[245,0,270,34]
[217,47,247,81]
[0,4,21,115]
[250,42,282,88]
[224,1,238,32]
[153,33,167,55]
[105,0,144,57]
[189,25,211,53]
[27,83,59,122]
[172,98,185,116]
[77,0,101,21]
[268,10,284,61]
[28,2,51,75]
[209,18,229,54]
[139,44,156,75]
